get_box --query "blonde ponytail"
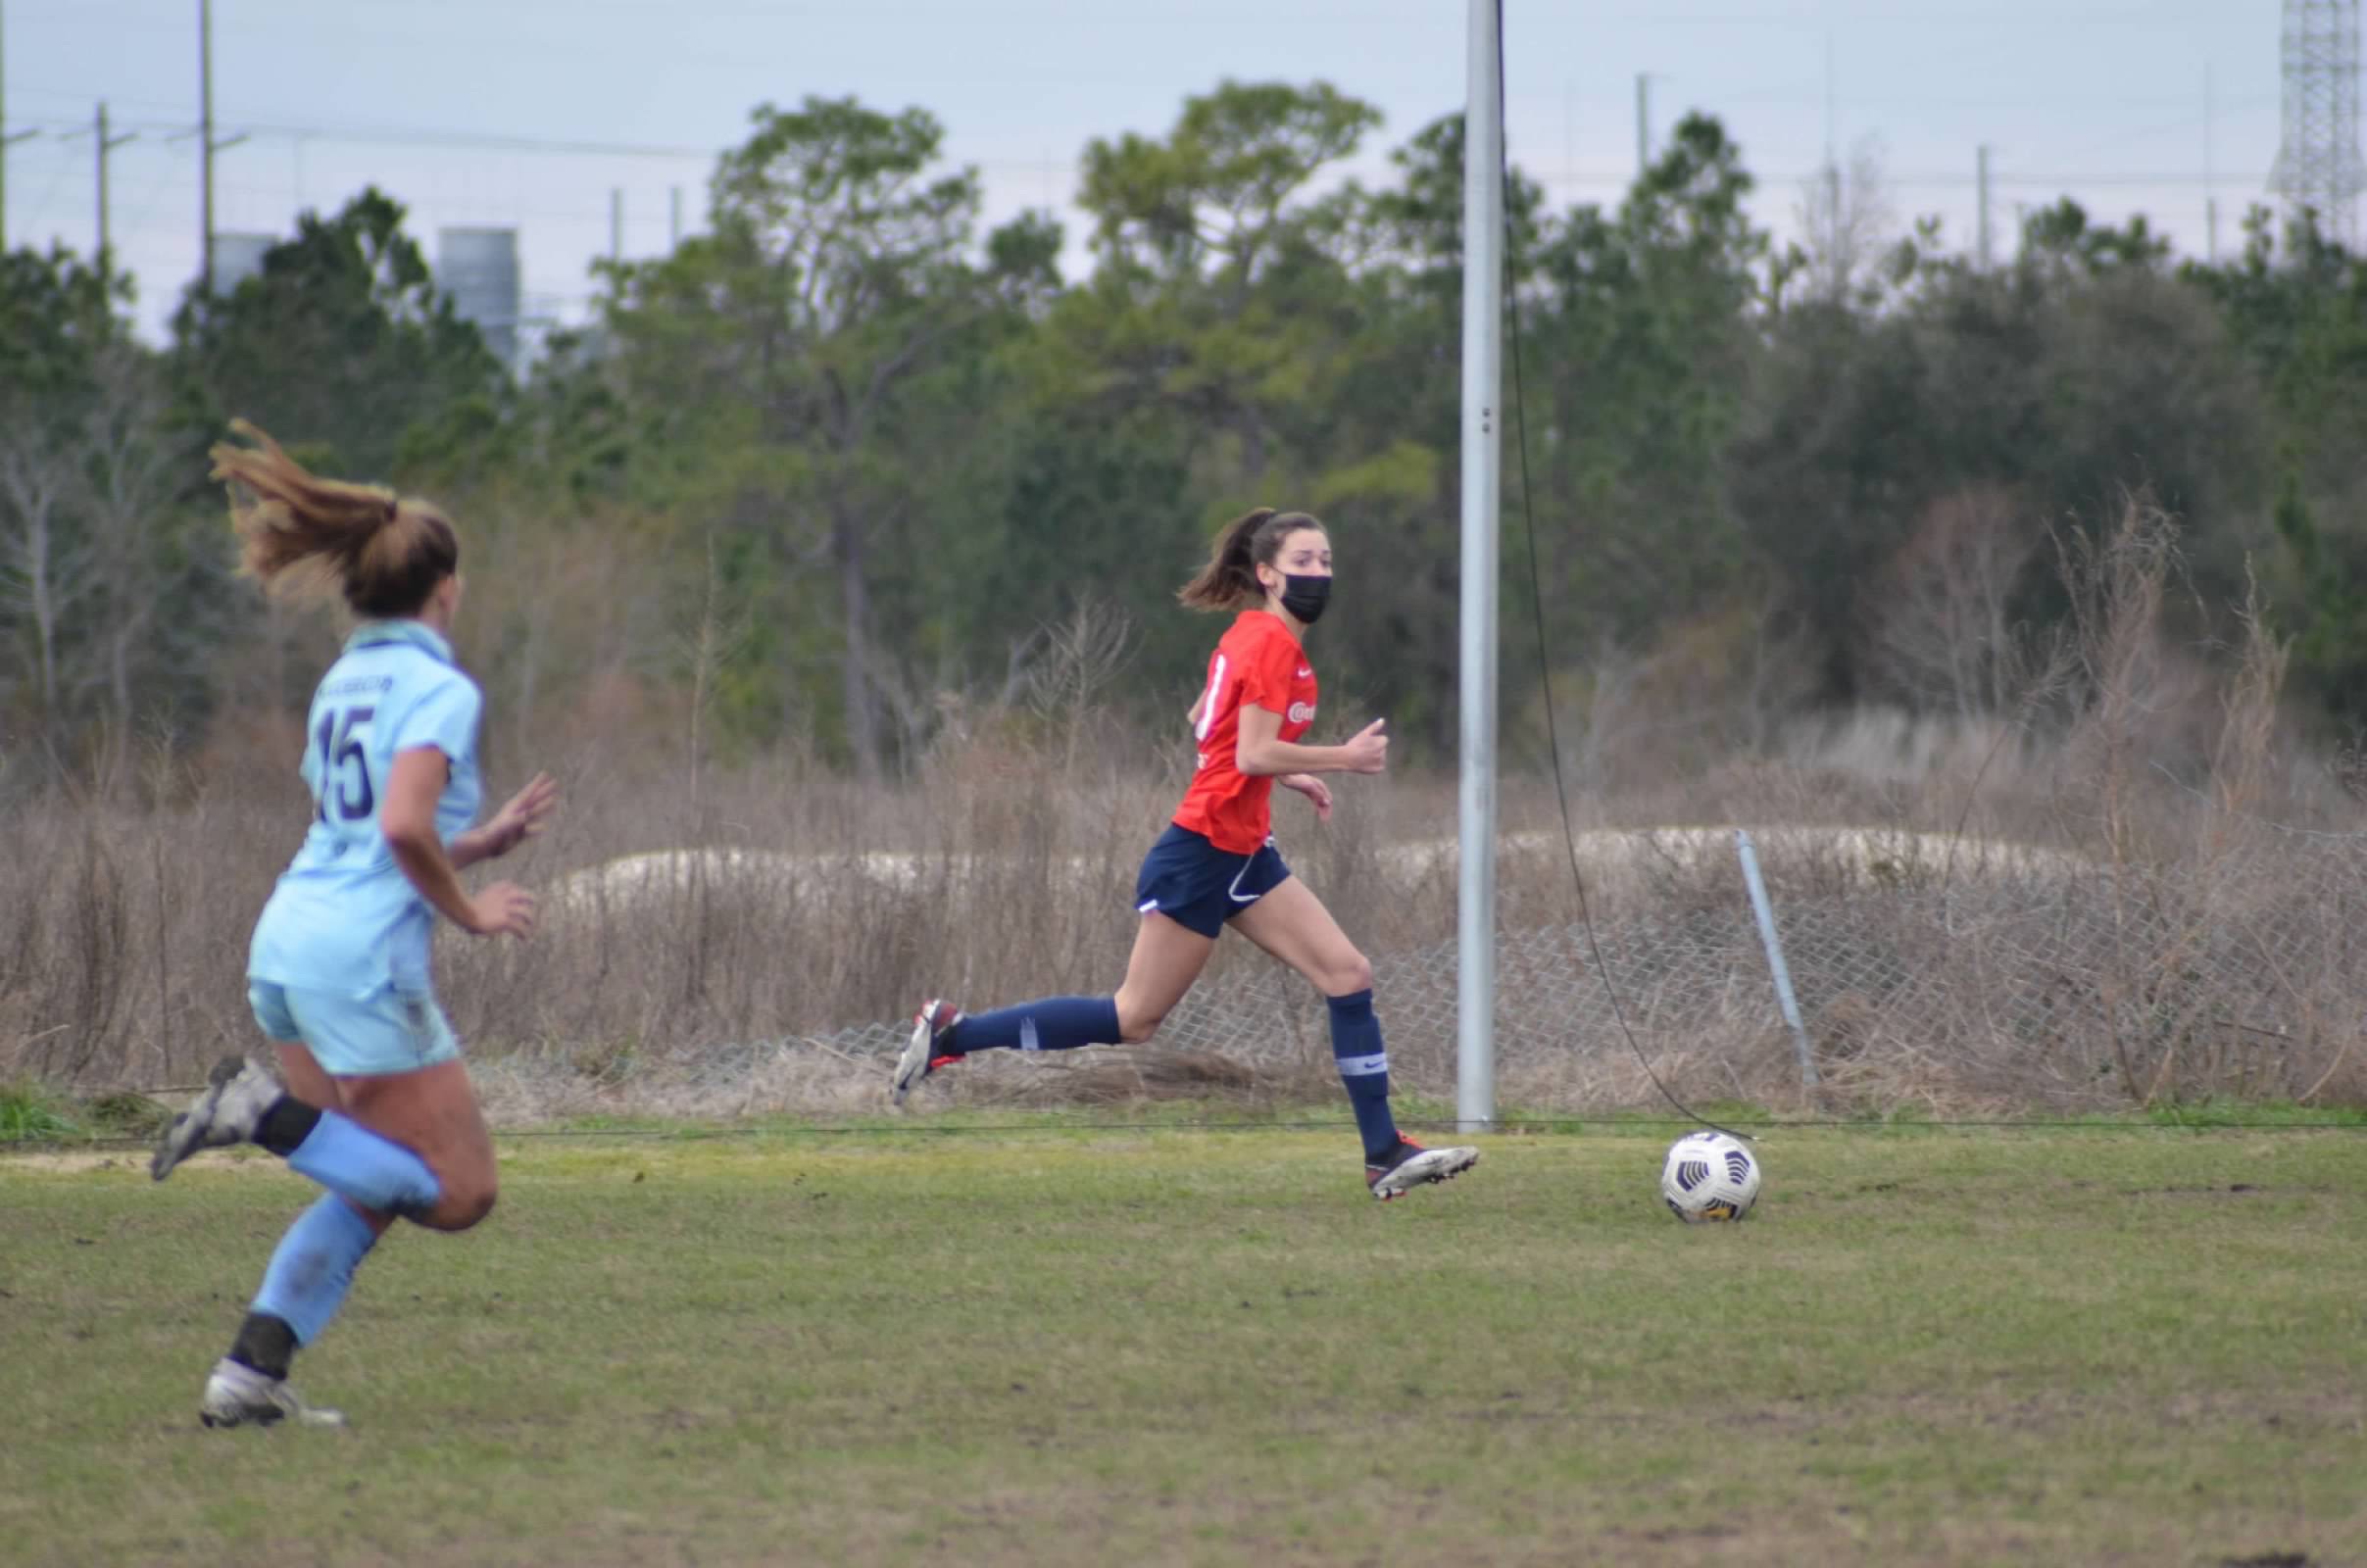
[212,420,459,617]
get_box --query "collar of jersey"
[345,619,457,667]
[1238,608,1306,651]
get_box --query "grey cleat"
[150,1055,281,1182]
[198,1357,346,1429]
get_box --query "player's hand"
[1281,772,1333,822]
[467,882,538,939]
[479,772,560,859]
[1341,718,1389,775]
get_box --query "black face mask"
[1277,572,1331,625]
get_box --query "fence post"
[1735,829,1819,1091]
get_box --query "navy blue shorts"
[1133,823,1293,939]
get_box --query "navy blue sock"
[1328,989,1401,1161]
[950,996,1121,1054]
[250,1193,380,1348]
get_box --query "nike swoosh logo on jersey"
[1297,667,1311,678]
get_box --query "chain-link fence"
[1200,822,2365,1109]
[12,786,2366,1117]
[539,818,2367,1118]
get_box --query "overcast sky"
[3,0,2282,342]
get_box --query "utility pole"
[610,187,622,265]
[1635,74,1653,176]
[1562,80,1573,189]
[94,101,136,269]
[1822,30,1842,262]
[200,0,215,291]
[194,0,247,292]
[2205,65,2220,263]
[1823,29,1838,169]
[1977,144,1993,269]
[669,184,682,251]
[1,1,40,255]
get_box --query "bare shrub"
[7,502,2365,1119]
[1867,484,2040,721]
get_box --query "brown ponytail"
[1177,508,1325,612]
[211,420,460,619]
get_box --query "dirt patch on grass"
[0,1149,280,1176]
[239,1485,2358,1568]
[2,1151,145,1174]
[1454,1386,2367,1442]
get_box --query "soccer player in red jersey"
[894,508,1477,1200]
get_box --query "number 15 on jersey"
[314,706,376,824]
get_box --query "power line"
[2051,95,2282,167]
[16,127,74,236]
[175,120,718,163]
[9,79,2289,129]
[0,119,2292,193]
[5,107,2289,168]
[6,0,2254,24]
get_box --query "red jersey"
[1173,611,1318,854]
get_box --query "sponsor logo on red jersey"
[1173,612,1318,854]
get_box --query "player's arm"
[382,748,536,938]
[1235,705,1387,777]
[1277,771,1334,821]
[448,773,560,869]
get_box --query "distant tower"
[436,227,521,373]
[2271,0,2366,248]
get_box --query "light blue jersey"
[248,620,483,1001]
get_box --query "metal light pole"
[1456,0,1504,1134]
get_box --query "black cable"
[1492,0,1756,1144]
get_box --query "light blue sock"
[286,1111,442,1218]
[251,1194,380,1347]
[949,996,1121,1054]
[1327,990,1402,1161]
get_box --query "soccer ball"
[1660,1130,1761,1222]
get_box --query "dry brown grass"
[8,500,2365,1117]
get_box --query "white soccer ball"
[1660,1130,1761,1222]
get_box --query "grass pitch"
[3,1120,2363,1566]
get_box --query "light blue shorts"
[247,980,462,1078]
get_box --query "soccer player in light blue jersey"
[151,422,559,1428]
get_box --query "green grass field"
[3,1121,2363,1566]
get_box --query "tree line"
[6,80,2366,788]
